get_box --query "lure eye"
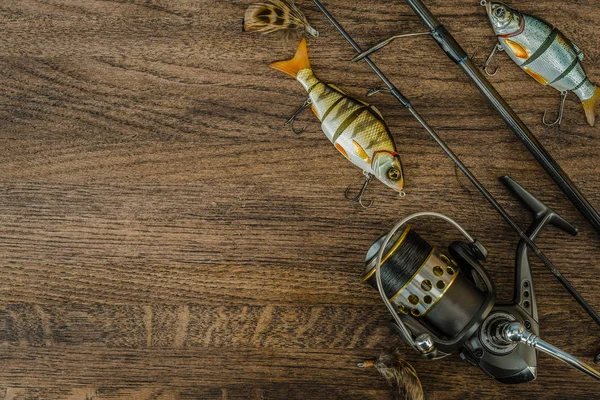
[495,7,505,18]
[387,168,401,181]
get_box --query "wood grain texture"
[1,0,600,398]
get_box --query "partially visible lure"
[269,39,405,194]
[486,2,600,126]
[243,0,319,37]
[358,350,424,400]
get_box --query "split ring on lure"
[484,2,600,127]
[269,39,405,204]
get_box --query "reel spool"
[363,188,600,383]
[363,225,487,340]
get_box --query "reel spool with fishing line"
[364,177,600,383]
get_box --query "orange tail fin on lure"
[269,38,311,78]
[582,86,600,127]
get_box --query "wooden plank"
[1,347,599,399]
[0,303,393,348]
[0,0,599,398]
[3,386,397,400]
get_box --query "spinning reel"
[364,176,600,383]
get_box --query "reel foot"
[500,176,578,236]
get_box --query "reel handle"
[503,322,600,381]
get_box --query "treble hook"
[480,44,503,76]
[352,32,431,62]
[344,171,374,208]
[285,98,313,134]
[542,91,568,126]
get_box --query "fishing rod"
[310,0,600,328]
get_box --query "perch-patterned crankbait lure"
[243,0,319,37]
[485,2,600,126]
[269,39,405,205]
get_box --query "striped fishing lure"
[269,39,405,195]
[486,2,600,126]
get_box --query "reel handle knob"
[503,322,600,381]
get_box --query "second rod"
[405,0,600,237]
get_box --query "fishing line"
[363,227,432,301]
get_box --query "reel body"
[363,177,600,383]
[447,242,539,383]
[364,227,538,383]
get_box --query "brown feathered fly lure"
[359,349,424,400]
[243,0,319,37]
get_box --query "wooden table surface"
[1,0,600,398]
